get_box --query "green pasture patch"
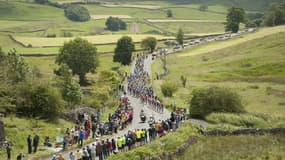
[13,34,174,47]
[178,134,285,160]
[152,21,225,34]
[0,1,65,21]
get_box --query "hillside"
[92,0,285,11]
[152,26,285,118]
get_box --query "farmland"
[13,34,174,47]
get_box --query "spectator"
[27,135,32,154]
[33,134,39,153]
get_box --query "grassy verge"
[108,122,199,160]
[177,134,285,160]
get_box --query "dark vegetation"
[113,36,135,65]
[225,7,245,33]
[161,82,178,97]
[141,37,157,53]
[64,5,90,22]
[105,17,127,31]
[56,38,99,85]
[0,48,63,121]
[190,86,244,118]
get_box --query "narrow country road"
[40,56,171,160]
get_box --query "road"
[40,56,171,160]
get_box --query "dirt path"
[130,23,140,33]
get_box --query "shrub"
[64,5,90,22]
[190,86,244,118]
[105,17,127,31]
[180,75,187,88]
[199,4,208,11]
[15,82,64,121]
[161,81,178,97]
[166,9,173,17]
[46,33,56,38]
[62,31,73,37]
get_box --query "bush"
[190,86,244,118]
[180,75,187,88]
[105,17,127,31]
[15,82,64,121]
[64,5,90,22]
[46,33,56,38]
[161,81,178,97]
[199,4,208,11]
[62,31,73,37]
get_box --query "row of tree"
[226,3,285,32]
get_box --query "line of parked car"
[162,28,257,53]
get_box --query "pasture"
[152,27,285,118]
[13,34,174,47]
[91,15,132,20]
[177,134,285,160]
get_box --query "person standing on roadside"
[33,134,39,153]
[6,143,12,160]
[69,152,76,160]
[27,135,32,154]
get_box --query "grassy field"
[13,34,174,47]
[152,22,225,34]
[177,134,285,160]
[0,1,65,21]
[152,26,285,119]
[23,54,123,80]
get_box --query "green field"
[152,26,285,118]
[177,134,285,160]
[152,22,225,34]
[13,34,174,47]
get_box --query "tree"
[64,5,90,22]
[167,9,173,18]
[141,37,157,53]
[6,49,30,84]
[56,65,82,107]
[190,86,244,118]
[225,7,245,33]
[56,38,99,85]
[16,82,64,121]
[180,75,187,88]
[264,3,285,26]
[161,81,178,97]
[106,17,127,31]
[113,36,135,65]
[176,28,184,46]
[199,4,208,11]
[0,47,5,60]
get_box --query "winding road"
[40,55,207,160]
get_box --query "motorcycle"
[140,115,146,123]
[148,116,155,127]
